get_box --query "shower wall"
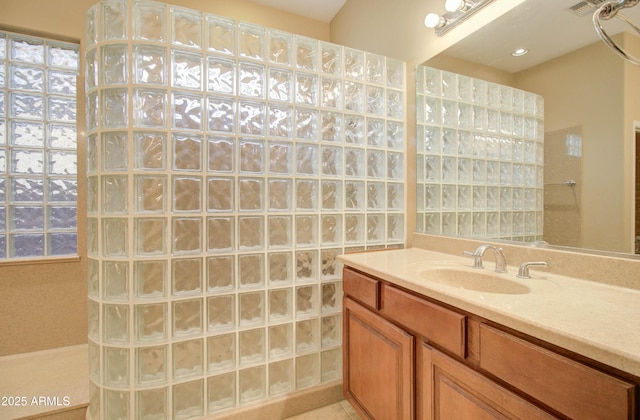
[416,65,544,242]
[86,0,406,418]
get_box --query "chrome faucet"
[463,244,507,273]
[517,261,549,279]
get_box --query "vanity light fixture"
[425,0,495,36]
[511,48,529,57]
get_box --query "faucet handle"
[517,261,548,279]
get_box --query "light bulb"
[511,48,529,57]
[445,0,467,12]
[424,13,446,29]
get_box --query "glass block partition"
[416,65,543,242]
[85,1,406,418]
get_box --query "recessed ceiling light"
[512,48,529,57]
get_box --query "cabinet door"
[343,297,414,420]
[417,342,556,420]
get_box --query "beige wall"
[0,0,330,356]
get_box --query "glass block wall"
[85,0,406,418]
[416,65,543,242]
[0,31,79,259]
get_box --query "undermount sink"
[420,268,530,295]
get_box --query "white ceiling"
[439,0,640,73]
[249,0,348,23]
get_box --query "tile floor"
[284,400,360,420]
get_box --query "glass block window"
[0,31,80,259]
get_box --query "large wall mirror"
[417,0,640,258]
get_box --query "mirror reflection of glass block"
[500,212,512,236]
[208,136,234,172]
[239,328,265,366]
[388,214,404,242]
[99,260,126,300]
[207,295,234,332]
[104,303,129,344]
[104,346,129,387]
[134,44,166,85]
[136,345,167,385]
[239,365,266,405]
[239,292,264,327]
[366,214,384,243]
[206,15,235,55]
[173,379,204,420]
[207,255,235,291]
[173,339,203,379]
[133,1,166,41]
[295,285,317,318]
[208,372,236,413]
[268,29,291,65]
[268,104,292,138]
[269,288,292,322]
[134,260,166,298]
[269,323,292,359]
[472,213,486,236]
[136,388,166,420]
[173,298,203,338]
[207,333,235,372]
[458,185,471,210]
[321,315,341,349]
[457,212,471,236]
[296,353,319,390]
[487,212,499,236]
[268,252,291,285]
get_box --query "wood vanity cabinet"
[342,267,638,420]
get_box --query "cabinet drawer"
[381,284,466,358]
[343,268,380,309]
[479,324,635,420]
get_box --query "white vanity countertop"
[338,247,640,377]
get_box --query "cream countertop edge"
[337,247,640,378]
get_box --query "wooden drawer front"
[479,324,635,420]
[381,284,466,358]
[343,268,380,309]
